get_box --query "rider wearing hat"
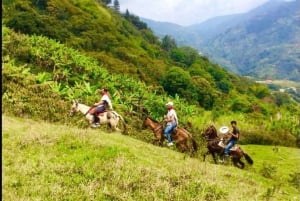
[164,102,178,146]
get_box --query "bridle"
[203,127,218,141]
[152,125,163,133]
[70,101,79,116]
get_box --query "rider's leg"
[164,124,174,143]
[224,139,235,156]
[94,105,105,123]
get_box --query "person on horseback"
[91,88,113,127]
[223,120,240,160]
[163,102,178,146]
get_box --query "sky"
[118,0,271,26]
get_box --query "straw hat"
[219,126,229,134]
[166,102,174,106]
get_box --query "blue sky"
[118,0,271,26]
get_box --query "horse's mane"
[205,125,218,138]
[211,125,218,136]
[147,116,160,123]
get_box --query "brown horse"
[142,116,198,156]
[202,125,253,169]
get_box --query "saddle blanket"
[218,140,239,151]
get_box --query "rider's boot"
[92,114,100,128]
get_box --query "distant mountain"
[143,0,300,81]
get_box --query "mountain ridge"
[143,0,300,81]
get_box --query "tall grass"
[3,115,300,201]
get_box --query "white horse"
[69,100,127,133]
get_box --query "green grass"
[3,115,300,201]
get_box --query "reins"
[152,125,163,133]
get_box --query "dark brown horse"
[202,125,253,169]
[142,116,198,156]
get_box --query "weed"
[260,162,277,178]
[289,172,300,188]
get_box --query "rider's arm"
[229,131,239,139]
[94,94,109,106]
[165,111,175,122]
[94,100,104,106]
[164,115,171,122]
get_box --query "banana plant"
[36,72,52,84]
[48,81,68,96]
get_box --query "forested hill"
[2,0,300,147]
[143,0,300,82]
[3,0,264,109]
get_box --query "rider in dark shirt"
[224,120,240,157]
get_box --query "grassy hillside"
[3,115,300,201]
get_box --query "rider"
[164,101,178,146]
[91,88,112,127]
[224,120,240,159]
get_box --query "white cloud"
[118,0,270,25]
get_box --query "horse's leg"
[187,138,197,157]
[180,140,189,153]
[203,150,210,161]
[211,152,218,164]
[238,158,245,169]
[177,143,186,153]
[159,138,164,146]
[233,157,244,169]
[114,118,121,132]
[152,139,159,146]
[110,118,121,132]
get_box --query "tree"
[123,11,148,30]
[161,66,191,97]
[161,35,177,52]
[170,46,198,67]
[249,84,270,99]
[97,0,112,5]
[273,92,291,106]
[190,76,216,109]
[113,0,120,12]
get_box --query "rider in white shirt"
[92,88,112,127]
[164,102,178,146]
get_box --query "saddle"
[218,139,239,151]
[89,108,111,117]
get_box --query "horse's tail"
[187,132,198,152]
[191,138,198,152]
[243,152,254,165]
[116,112,128,134]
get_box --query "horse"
[202,125,253,169]
[69,100,127,133]
[142,116,198,156]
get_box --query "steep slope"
[3,115,300,200]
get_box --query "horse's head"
[142,116,151,129]
[202,125,218,139]
[69,100,79,116]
